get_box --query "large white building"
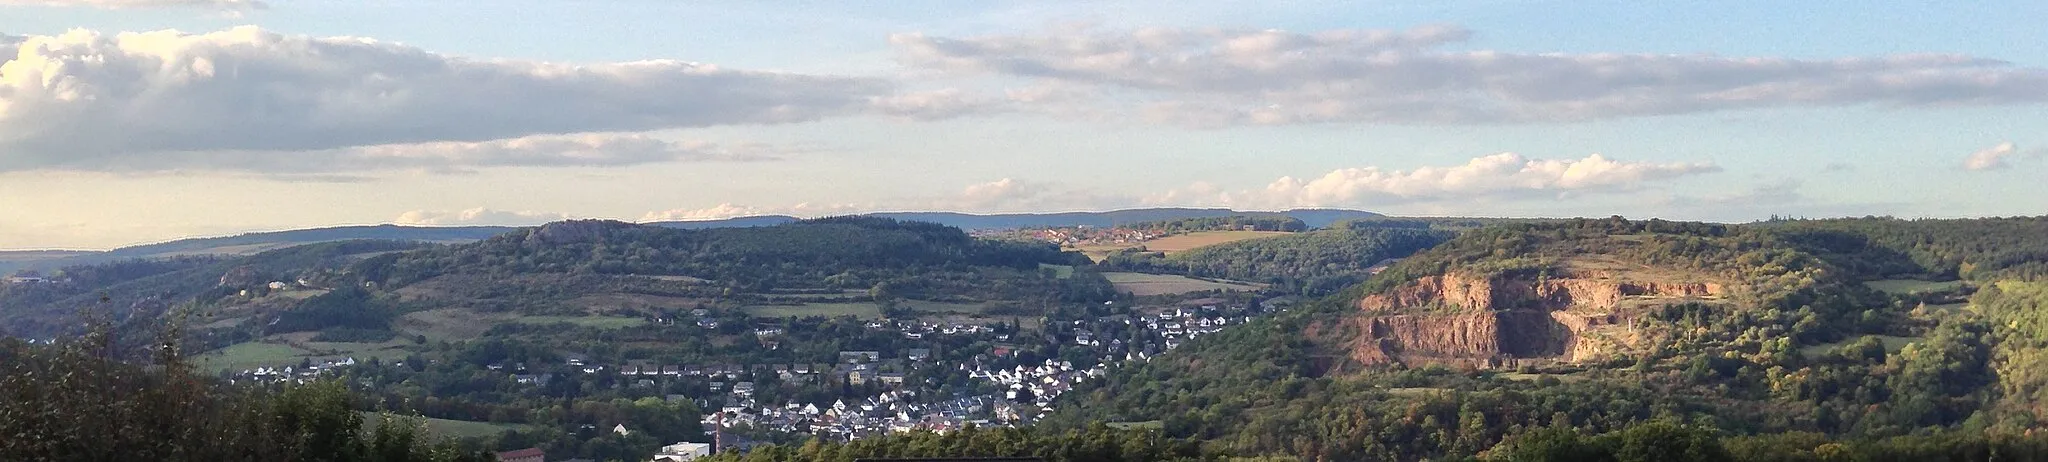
[651,442,712,462]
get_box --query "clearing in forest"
[1102,272,1265,296]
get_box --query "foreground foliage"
[0,314,490,462]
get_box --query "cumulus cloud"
[392,207,571,226]
[0,0,262,9]
[0,26,888,169]
[889,25,2048,126]
[14,133,782,175]
[1963,142,2025,171]
[1146,153,1720,209]
[943,177,1129,211]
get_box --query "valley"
[9,215,2048,461]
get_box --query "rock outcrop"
[524,220,638,246]
[1358,274,1723,313]
[1335,271,1724,368]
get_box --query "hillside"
[1,217,1111,365]
[1101,223,1457,295]
[1048,217,2048,460]
[1,209,1379,275]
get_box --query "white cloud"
[639,178,1129,223]
[944,177,1127,212]
[0,26,888,169]
[1146,153,1721,209]
[0,0,262,9]
[1963,142,2020,171]
[869,88,1008,120]
[639,202,871,222]
[890,25,2048,126]
[639,203,763,222]
[392,207,570,226]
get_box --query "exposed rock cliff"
[1333,270,1724,368]
[1358,274,1723,313]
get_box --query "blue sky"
[2,0,2044,249]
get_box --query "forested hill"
[354,217,1083,288]
[0,217,1093,341]
[0,240,428,339]
[1048,216,2048,461]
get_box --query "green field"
[1865,279,1966,294]
[744,302,885,319]
[1074,230,1294,261]
[1039,263,1075,279]
[396,308,503,341]
[198,342,312,371]
[899,300,990,314]
[361,413,524,440]
[510,315,648,329]
[1143,231,1291,254]
[200,336,419,372]
[1102,272,1265,296]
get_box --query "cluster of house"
[607,349,925,389]
[3,275,52,284]
[232,357,358,384]
[696,388,1032,442]
[966,359,1108,420]
[981,226,1164,248]
[867,319,1009,339]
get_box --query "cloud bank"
[891,25,2048,126]
[1148,153,1721,209]
[392,207,571,226]
[639,153,1720,220]
[0,26,888,170]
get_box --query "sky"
[2,0,2045,250]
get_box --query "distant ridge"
[1,208,1377,273]
[856,208,1382,230]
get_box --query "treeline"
[1127,216,1307,233]
[0,317,491,461]
[695,424,1218,462]
[686,416,2048,461]
[1100,226,1454,295]
[1762,216,2048,280]
[1502,421,2048,462]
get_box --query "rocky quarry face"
[1328,272,1725,368]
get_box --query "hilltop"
[1047,216,2048,460]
